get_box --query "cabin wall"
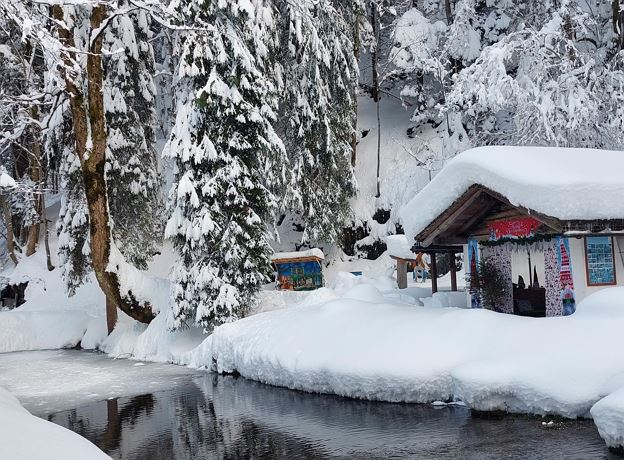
[569,237,624,302]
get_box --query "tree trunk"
[26,106,43,257]
[371,2,381,198]
[351,16,360,167]
[1,195,18,265]
[614,0,623,50]
[52,5,155,331]
[41,193,54,271]
[444,0,453,25]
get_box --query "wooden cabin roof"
[414,184,624,247]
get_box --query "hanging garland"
[480,233,555,249]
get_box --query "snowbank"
[101,310,206,364]
[0,255,108,352]
[0,310,102,353]
[400,146,624,241]
[187,282,624,422]
[0,385,109,459]
[591,389,624,449]
[585,288,624,449]
[421,291,468,308]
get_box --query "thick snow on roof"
[271,248,324,261]
[386,234,416,259]
[400,146,624,242]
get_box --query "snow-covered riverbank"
[190,279,624,452]
[0,384,109,459]
[4,265,624,451]
[198,282,624,417]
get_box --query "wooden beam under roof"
[414,184,566,246]
[420,186,484,246]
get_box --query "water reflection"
[47,374,618,459]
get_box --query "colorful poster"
[585,236,616,286]
[467,238,481,308]
[487,217,542,241]
[557,237,575,316]
[276,260,323,291]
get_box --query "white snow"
[181,280,624,424]
[400,146,624,242]
[0,167,16,188]
[591,389,624,449]
[421,291,468,308]
[584,287,624,449]
[271,248,324,260]
[0,384,109,459]
[386,234,415,259]
[0,247,108,352]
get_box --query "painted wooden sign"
[487,216,542,241]
[274,259,323,291]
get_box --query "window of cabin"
[585,236,617,286]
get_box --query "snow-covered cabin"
[400,146,624,317]
[271,249,324,291]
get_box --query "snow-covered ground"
[0,384,109,459]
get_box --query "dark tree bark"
[1,195,18,265]
[351,16,360,167]
[614,0,623,50]
[26,106,42,257]
[444,0,453,25]
[52,5,155,333]
[371,1,381,198]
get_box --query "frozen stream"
[0,350,619,459]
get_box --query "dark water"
[41,373,621,460]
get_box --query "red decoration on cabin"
[487,217,542,241]
[559,238,573,288]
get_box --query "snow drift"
[189,279,624,424]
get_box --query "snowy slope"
[353,95,435,225]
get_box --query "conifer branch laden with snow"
[165,0,287,330]
[274,0,362,245]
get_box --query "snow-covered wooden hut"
[271,249,324,291]
[400,146,624,317]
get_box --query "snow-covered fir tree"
[165,0,286,330]
[103,7,163,269]
[275,0,359,245]
[51,105,91,293]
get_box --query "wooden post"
[450,252,457,292]
[431,252,438,294]
[397,259,408,289]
